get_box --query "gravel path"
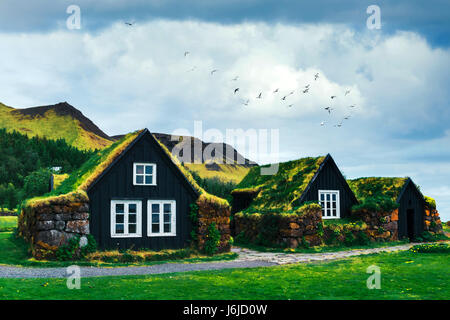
[0,242,423,279]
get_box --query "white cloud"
[0,19,449,220]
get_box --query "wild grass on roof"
[25,130,143,207]
[234,156,326,212]
[348,177,408,212]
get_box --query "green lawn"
[0,216,17,232]
[0,250,448,300]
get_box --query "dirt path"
[0,242,424,279]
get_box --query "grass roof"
[25,130,143,207]
[233,156,326,212]
[347,177,408,203]
[347,177,409,212]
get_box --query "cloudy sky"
[0,1,449,220]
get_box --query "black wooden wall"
[299,157,358,218]
[88,132,197,250]
[397,181,424,239]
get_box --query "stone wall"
[196,195,231,253]
[18,194,90,259]
[234,206,323,248]
[424,206,444,234]
[351,209,398,241]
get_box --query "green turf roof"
[233,156,326,212]
[347,177,409,203]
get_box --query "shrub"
[235,232,249,244]
[356,231,371,245]
[409,243,450,254]
[228,236,234,247]
[344,231,356,246]
[204,223,221,255]
[55,235,97,261]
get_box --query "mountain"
[0,101,257,183]
[0,102,112,150]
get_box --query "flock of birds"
[125,21,357,128]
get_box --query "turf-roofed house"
[19,129,231,259]
[348,177,443,240]
[231,154,358,247]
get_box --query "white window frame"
[133,163,157,186]
[147,200,176,237]
[318,190,340,219]
[110,200,142,238]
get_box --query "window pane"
[332,194,336,201]
[164,223,171,233]
[129,224,136,234]
[145,175,153,184]
[326,194,330,201]
[136,165,144,174]
[163,203,171,213]
[129,203,137,213]
[333,209,337,216]
[164,213,171,223]
[152,204,160,213]
[129,214,136,223]
[332,202,336,209]
[152,214,159,223]
[136,175,144,184]
[152,224,160,233]
[145,165,153,174]
[116,203,124,213]
[116,224,124,234]
[116,214,124,224]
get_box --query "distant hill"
[0,102,112,150]
[0,101,257,183]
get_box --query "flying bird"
[348,105,356,108]
[257,92,262,99]
[210,69,218,75]
[345,89,351,96]
[344,115,351,120]
[331,95,337,99]
[184,51,190,57]
[314,73,319,80]
[287,104,293,108]
[281,95,287,100]
[334,122,343,128]
[234,88,240,94]
[303,88,309,94]
[324,106,333,114]
[243,99,250,106]
[288,91,295,95]
[231,76,239,81]
[124,22,134,26]
[305,84,310,89]
[320,121,326,126]
[273,88,279,93]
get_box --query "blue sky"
[0,1,449,220]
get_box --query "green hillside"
[0,102,112,151]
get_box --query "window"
[147,200,176,237]
[133,163,156,186]
[111,200,142,237]
[319,190,340,219]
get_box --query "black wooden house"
[87,129,199,250]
